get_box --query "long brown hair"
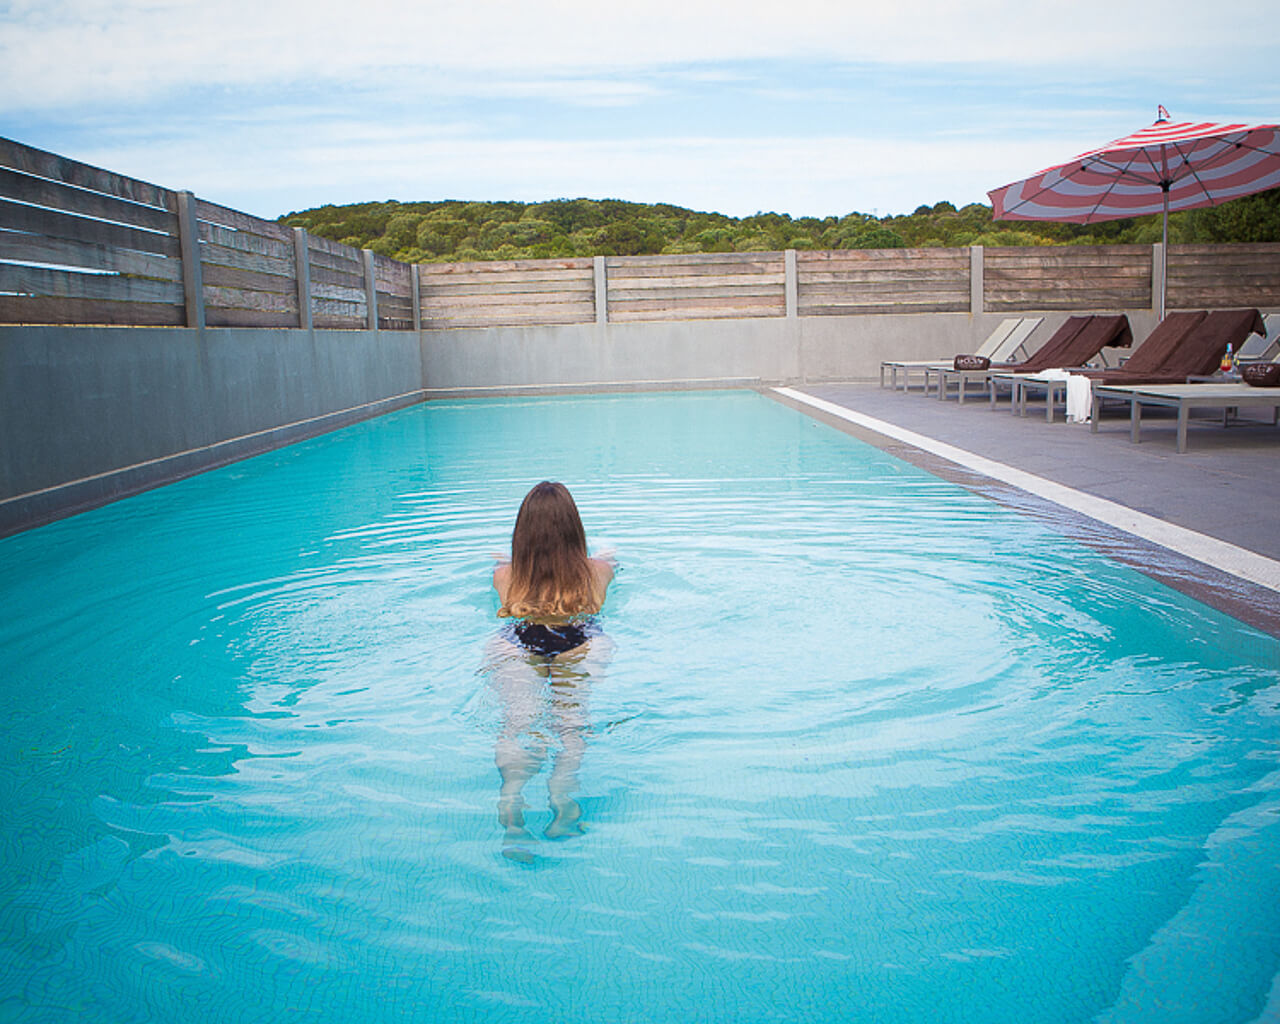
[499,481,596,618]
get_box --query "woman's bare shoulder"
[589,556,614,579]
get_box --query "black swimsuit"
[509,620,598,657]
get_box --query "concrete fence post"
[293,228,313,331]
[593,256,608,325]
[177,191,205,331]
[969,245,984,315]
[411,265,422,331]
[784,249,798,319]
[362,249,379,331]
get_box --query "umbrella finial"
[1156,105,1170,122]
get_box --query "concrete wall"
[2,306,1166,534]
[1,325,424,535]
[419,309,1162,393]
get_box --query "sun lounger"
[928,314,1132,403]
[1235,311,1279,364]
[997,311,1207,420]
[879,317,1041,391]
[1090,381,1280,452]
[1077,308,1264,387]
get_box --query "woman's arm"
[589,557,614,608]
[493,563,511,605]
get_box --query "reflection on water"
[481,631,615,863]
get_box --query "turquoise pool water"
[2,390,1278,1023]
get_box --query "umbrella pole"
[1159,188,1169,321]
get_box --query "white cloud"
[2,0,1274,110]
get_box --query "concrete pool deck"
[774,381,1280,638]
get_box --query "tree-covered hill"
[278,189,1280,264]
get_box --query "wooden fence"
[797,248,971,315]
[984,245,1153,311]
[420,257,595,329]
[3,136,1279,331]
[0,138,413,331]
[606,252,786,321]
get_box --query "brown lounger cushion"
[1242,362,1280,387]
[954,354,991,370]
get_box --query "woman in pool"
[490,481,614,856]
[494,480,614,655]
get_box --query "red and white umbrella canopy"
[989,108,1280,224]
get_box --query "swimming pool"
[2,389,1277,1023]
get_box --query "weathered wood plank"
[604,273,785,291]
[1166,276,1280,295]
[199,240,295,280]
[307,249,364,277]
[201,262,299,300]
[311,281,368,304]
[799,269,969,285]
[985,267,1150,282]
[800,301,970,315]
[609,305,782,322]
[0,167,176,235]
[0,137,176,210]
[607,261,784,279]
[799,289,968,306]
[609,285,787,303]
[420,256,592,274]
[309,265,366,292]
[373,298,414,317]
[373,255,412,288]
[985,291,1146,308]
[422,298,596,317]
[420,284,593,303]
[421,298,593,314]
[986,281,1151,298]
[984,252,1152,265]
[608,296,785,314]
[607,251,784,268]
[0,294,184,326]
[198,220,294,261]
[205,307,300,328]
[193,198,292,241]
[313,296,367,317]
[0,198,180,257]
[799,248,968,263]
[1168,286,1280,307]
[419,280,596,298]
[1170,243,1280,259]
[0,263,184,304]
[0,229,182,281]
[422,295,596,314]
[306,233,364,258]
[202,285,297,314]
[985,244,1150,258]
[312,314,367,329]
[424,311,596,328]
[422,266,596,285]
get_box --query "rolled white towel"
[1066,374,1093,423]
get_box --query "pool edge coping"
[771,385,1280,640]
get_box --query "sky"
[2,0,1278,221]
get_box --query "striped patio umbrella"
[988,108,1280,317]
